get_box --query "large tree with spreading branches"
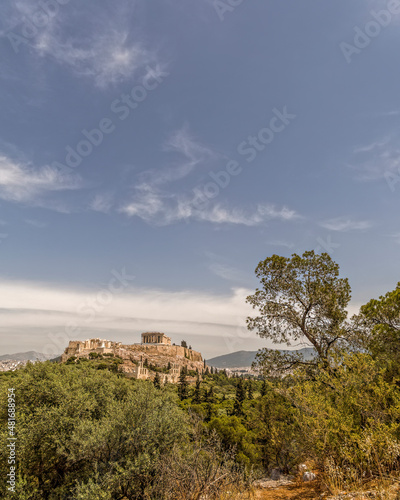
[246,250,351,375]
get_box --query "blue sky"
[0,0,399,358]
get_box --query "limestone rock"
[303,471,316,482]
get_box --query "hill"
[0,351,54,362]
[206,348,315,368]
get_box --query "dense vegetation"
[1,251,400,498]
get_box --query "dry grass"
[253,481,321,499]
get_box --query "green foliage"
[178,370,188,400]
[247,250,351,374]
[353,282,400,374]
[153,372,161,389]
[0,362,188,499]
[234,379,246,416]
[247,380,253,400]
[288,353,400,466]
[208,415,259,467]
[192,377,202,404]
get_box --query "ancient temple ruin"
[60,332,205,385]
[141,332,171,345]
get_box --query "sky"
[0,0,399,359]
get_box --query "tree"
[247,380,253,400]
[192,376,202,404]
[178,370,188,400]
[233,379,246,416]
[0,362,189,499]
[204,386,215,404]
[167,361,171,371]
[246,251,351,374]
[260,379,268,397]
[353,282,400,373]
[205,403,215,422]
[181,340,188,348]
[153,372,161,389]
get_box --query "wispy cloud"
[208,261,251,285]
[120,182,301,226]
[4,1,160,88]
[349,137,400,181]
[0,154,81,205]
[90,193,114,214]
[267,240,295,249]
[137,126,219,189]
[25,219,47,228]
[320,217,372,232]
[120,126,301,226]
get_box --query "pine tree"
[192,376,202,404]
[260,379,268,397]
[247,380,253,400]
[167,361,171,371]
[205,402,214,422]
[207,385,215,404]
[144,358,148,368]
[178,370,188,400]
[234,378,246,416]
[153,372,161,389]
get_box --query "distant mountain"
[0,351,54,362]
[206,348,315,369]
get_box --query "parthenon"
[141,332,171,345]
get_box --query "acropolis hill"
[61,332,205,383]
